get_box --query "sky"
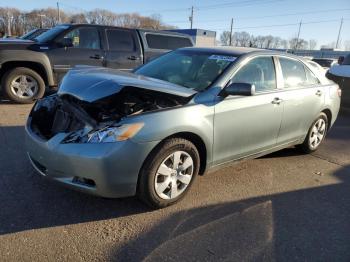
[2,0,350,48]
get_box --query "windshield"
[135,50,235,91]
[20,29,36,40]
[34,25,69,43]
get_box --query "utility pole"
[57,2,61,24]
[229,18,233,46]
[295,20,302,50]
[336,17,343,49]
[189,6,194,29]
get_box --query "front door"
[47,26,104,82]
[213,56,283,165]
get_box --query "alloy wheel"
[154,151,194,200]
[10,75,38,99]
[309,118,326,149]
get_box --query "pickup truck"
[0,24,194,103]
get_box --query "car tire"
[2,67,45,104]
[138,138,200,209]
[297,112,328,153]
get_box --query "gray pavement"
[0,102,349,261]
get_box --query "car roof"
[178,46,293,58]
[58,23,192,37]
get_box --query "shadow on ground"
[114,164,350,261]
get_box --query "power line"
[164,8,350,24]
[212,18,350,31]
[140,0,285,13]
[195,0,285,11]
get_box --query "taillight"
[337,87,342,97]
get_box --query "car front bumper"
[25,118,159,198]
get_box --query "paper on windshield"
[208,55,236,62]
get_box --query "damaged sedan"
[26,47,341,208]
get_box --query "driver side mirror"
[220,82,255,97]
[60,37,73,48]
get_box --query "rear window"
[106,29,136,51]
[146,34,192,50]
[343,54,350,65]
[312,59,334,67]
[280,57,320,87]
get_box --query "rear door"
[104,29,142,71]
[47,26,104,81]
[213,55,284,165]
[276,56,325,144]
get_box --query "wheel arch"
[165,132,208,175]
[0,61,49,86]
[321,108,332,130]
[137,131,208,188]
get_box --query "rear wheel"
[298,113,328,153]
[2,67,45,104]
[138,138,200,209]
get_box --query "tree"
[85,9,117,25]
[220,31,232,46]
[0,7,21,35]
[289,37,308,50]
[271,37,282,49]
[256,36,266,48]
[309,39,317,50]
[233,31,251,47]
[280,39,289,49]
[69,13,87,24]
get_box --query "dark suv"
[0,24,193,103]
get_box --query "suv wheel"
[138,138,200,209]
[2,67,45,104]
[298,112,328,153]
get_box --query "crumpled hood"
[58,66,197,102]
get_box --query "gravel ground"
[0,102,349,262]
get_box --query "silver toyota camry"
[26,47,341,208]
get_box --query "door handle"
[90,54,104,60]
[127,55,140,61]
[272,97,283,105]
[316,90,323,96]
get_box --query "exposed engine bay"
[30,86,191,140]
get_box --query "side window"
[106,29,136,51]
[305,66,320,85]
[61,27,100,49]
[146,34,192,50]
[230,56,276,92]
[279,57,308,88]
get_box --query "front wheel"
[2,67,45,104]
[138,138,200,209]
[298,113,328,153]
